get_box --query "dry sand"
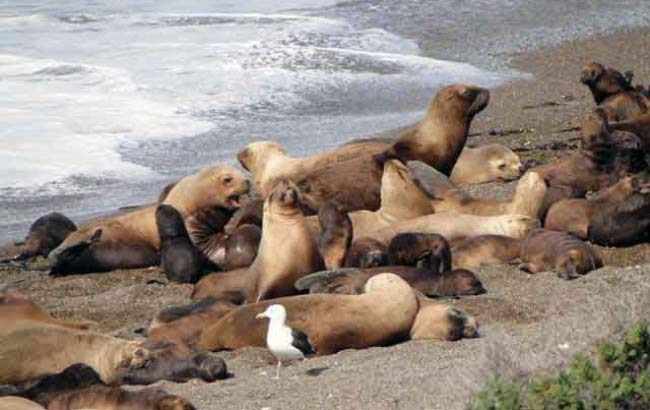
[2,27,650,410]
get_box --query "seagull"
[256,304,314,379]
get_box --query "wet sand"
[2,27,650,410]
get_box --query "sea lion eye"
[222,175,233,185]
[497,163,507,170]
[460,88,473,99]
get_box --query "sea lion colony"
[1,63,650,409]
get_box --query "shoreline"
[2,25,650,410]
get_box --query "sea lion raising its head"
[580,62,635,105]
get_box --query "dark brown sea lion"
[344,237,388,268]
[545,174,650,246]
[318,200,352,269]
[16,213,77,260]
[199,274,419,354]
[519,229,603,280]
[376,84,489,175]
[245,181,324,302]
[450,144,524,185]
[580,108,647,152]
[48,165,249,275]
[451,235,521,269]
[608,112,650,149]
[388,233,451,271]
[580,62,635,105]
[156,204,203,284]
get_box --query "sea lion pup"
[545,174,650,246]
[245,181,324,303]
[0,287,94,331]
[318,200,352,269]
[156,204,203,284]
[388,233,451,271]
[46,386,196,410]
[191,269,248,302]
[199,273,419,354]
[360,213,537,246]
[580,108,647,153]
[451,235,521,269]
[450,144,524,185]
[410,293,480,341]
[519,229,603,280]
[48,164,249,275]
[16,212,77,260]
[295,266,485,298]
[580,62,635,105]
[344,237,388,268]
[608,112,650,149]
[376,84,490,175]
[146,296,239,348]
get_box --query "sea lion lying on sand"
[450,144,523,185]
[545,174,650,246]
[49,165,249,275]
[410,293,480,341]
[519,229,603,280]
[15,213,77,260]
[388,233,451,271]
[452,235,521,269]
[191,269,248,302]
[344,237,388,268]
[199,274,419,354]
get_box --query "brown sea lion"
[519,229,603,280]
[47,386,196,410]
[245,181,324,302]
[344,237,389,268]
[580,108,647,154]
[0,287,94,331]
[156,204,203,284]
[450,144,523,185]
[388,233,451,271]
[146,296,239,348]
[16,213,77,260]
[580,62,635,105]
[410,293,480,341]
[376,84,489,175]
[545,174,650,246]
[608,112,650,149]
[48,165,249,275]
[318,200,352,269]
[295,266,485,298]
[451,235,521,269]
[191,269,247,302]
[224,198,264,232]
[199,273,419,354]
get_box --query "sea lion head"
[156,395,197,410]
[433,84,490,120]
[345,237,388,268]
[155,205,188,240]
[410,300,480,341]
[555,247,600,280]
[116,340,228,385]
[237,141,286,173]
[483,144,524,181]
[580,62,606,86]
[433,269,486,297]
[193,164,250,211]
[265,179,302,217]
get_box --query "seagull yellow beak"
[255,313,266,320]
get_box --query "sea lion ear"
[89,229,103,243]
[236,148,251,171]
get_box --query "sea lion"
[410,293,480,341]
[376,84,489,175]
[450,144,524,185]
[0,287,94,331]
[295,266,486,298]
[344,237,389,268]
[47,386,196,410]
[16,213,77,260]
[545,174,650,246]
[580,62,635,105]
[48,165,249,275]
[245,181,324,302]
[0,397,45,410]
[519,229,603,280]
[579,108,648,157]
[360,213,537,246]
[224,198,264,232]
[191,269,248,302]
[199,273,419,354]
[146,296,239,348]
[318,200,352,269]
[156,204,203,284]
[451,235,521,269]
[387,233,451,271]
[607,112,650,149]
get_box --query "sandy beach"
[2,26,650,410]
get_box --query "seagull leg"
[274,361,282,379]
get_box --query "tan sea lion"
[0,397,46,410]
[544,174,650,246]
[451,235,520,269]
[344,237,388,268]
[317,200,352,269]
[199,273,418,354]
[450,144,523,185]
[245,181,324,302]
[387,233,451,271]
[519,229,603,280]
[191,269,248,302]
[48,165,249,275]
[410,293,480,341]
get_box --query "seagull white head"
[256,304,287,322]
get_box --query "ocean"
[1,0,649,242]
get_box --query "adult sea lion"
[16,213,77,260]
[191,269,248,302]
[245,181,324,302]
[48,165,249,275]
[545,174,650,246]
[156,204,203,284]
[344,237,389,268]
[387,233,451,271]
[519,229,603,280]
[451,235,521,269]
[317,200,352,269]
[199,273,419,354]
[450,144,524,185]
[580,62,635,105]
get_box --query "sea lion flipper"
[294,268,362,293]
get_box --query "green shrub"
[467,323,650,410]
